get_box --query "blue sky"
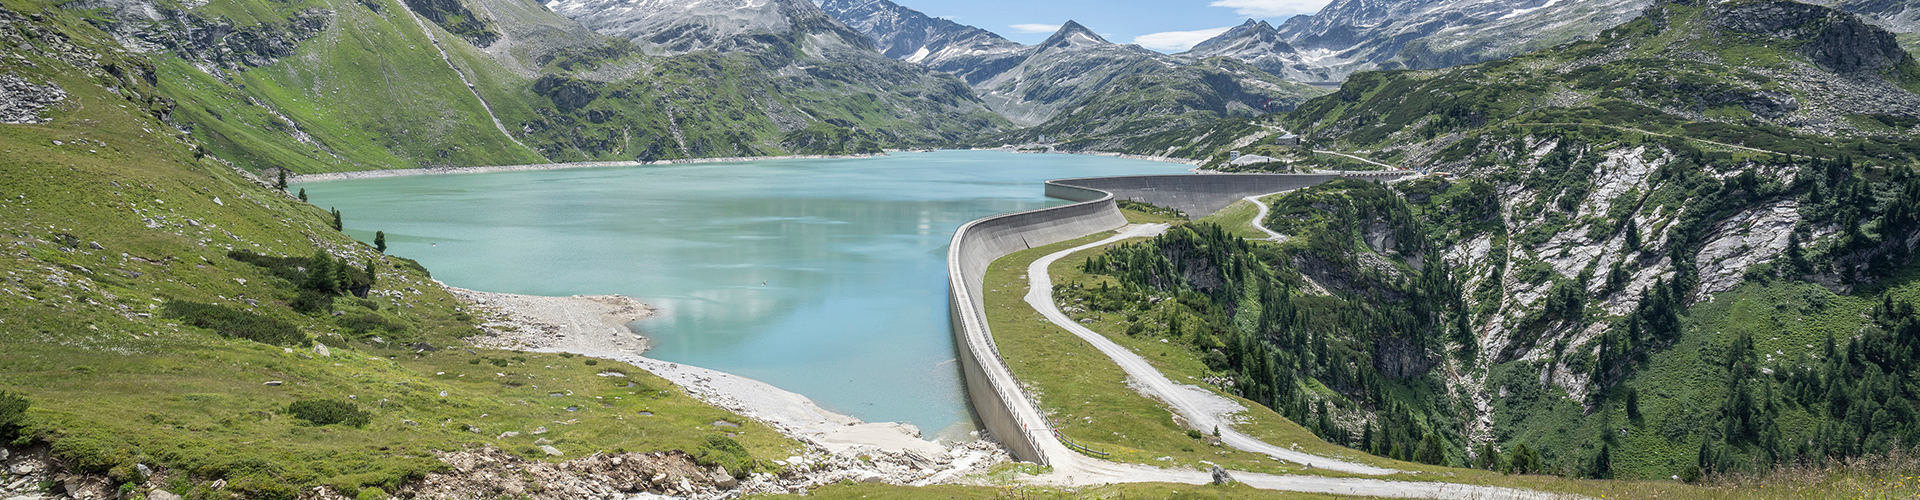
[890,0,1332,52]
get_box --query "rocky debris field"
[0,74,65,124]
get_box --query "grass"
[0,11,800,496]
[1191,198,1277,241]
[970,210,1920,499]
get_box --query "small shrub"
[558,353,574,358]
[290,290,334,314]
[488,358,509,367]
[467,358,482,365]
[583,359,598,366]
[694,435,755,479]
[339,312,402,336]
[164,301,308,346]
[0,391,28,440]
[1185,429,1204,440]
[288,399,371,427]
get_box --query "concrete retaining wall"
[947,171,1410,464]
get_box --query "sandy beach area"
[447,288,983,464]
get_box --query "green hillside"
[0,3,796,497]
[1056,0,1920,482]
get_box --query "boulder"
[1210,465,1235,485]
[148,490,182,500]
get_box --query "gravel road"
[1017,225,1584,500]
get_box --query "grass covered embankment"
[0,7,797,495]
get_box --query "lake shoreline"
[449,287,986,464]
[287,153,889,184]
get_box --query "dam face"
[947,172,1410,463]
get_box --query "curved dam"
[946,171,1410,464]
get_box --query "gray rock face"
[817,0,1023,83]
[0,74,66,125]
[68,0,332,70]
[551,0,865,55]
[1181,20,1329,83]
[1712,0,1912,76]
[967,21,1166,126]
[1270,0,1651,81]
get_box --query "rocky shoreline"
[447,287,1013,494]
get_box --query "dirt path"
[1016,227,1584,499]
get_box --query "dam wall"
[1048,171,1401,218]
[947,171,1409,464]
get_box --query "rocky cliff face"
[1267,0,1920,462]
[1265,0,1653,81]
[1179,20,1333,83]
[552,0,866,55]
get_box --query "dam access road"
[949,172,1583,499]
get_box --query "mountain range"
[5,0,1920,495]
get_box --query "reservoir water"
[302,150,1188,438]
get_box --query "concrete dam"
[945,171,1410,464]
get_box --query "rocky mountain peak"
[551,0,858,55]
[1187,18,1288,55]
[1039,20,1110,50]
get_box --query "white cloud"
[1009,23,1063,34]
[1208,0,1329,17]
[1133,27,1233,52]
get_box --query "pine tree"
[1624,222,1641,253]
[276,169,288,190]
[333,255,351,293]
[1784,230,1808,277]
[331,208,343,231]
[374,231,387,254]
[364,261,377,288]
[1474,442,1502,471]
[305,251,337,293]
[1626,388,1642,422]
[1589,444,1613,479]
[298,188,308,202]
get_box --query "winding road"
[1014,225,1579,499]
[1244,193,1288,242]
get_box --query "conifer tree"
[331,208,343,231]
[298,188,308,202]
[305,251,336,293]
[364,261,377,288]
[276,169,287,190]
[374,231,387,254]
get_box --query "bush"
[164,301,309,346]
[694,435,755,479]
[290,289,334,314]
[584,359,598,366]
[339,312,402,336]
[288,399,371,427]
[0,391,27,440]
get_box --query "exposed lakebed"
[302,150,1187,438]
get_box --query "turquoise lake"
[301,150,1188,438]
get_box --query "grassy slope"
[962,211,1919,499]
[163,0,546,173]
[0,4,795,496]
